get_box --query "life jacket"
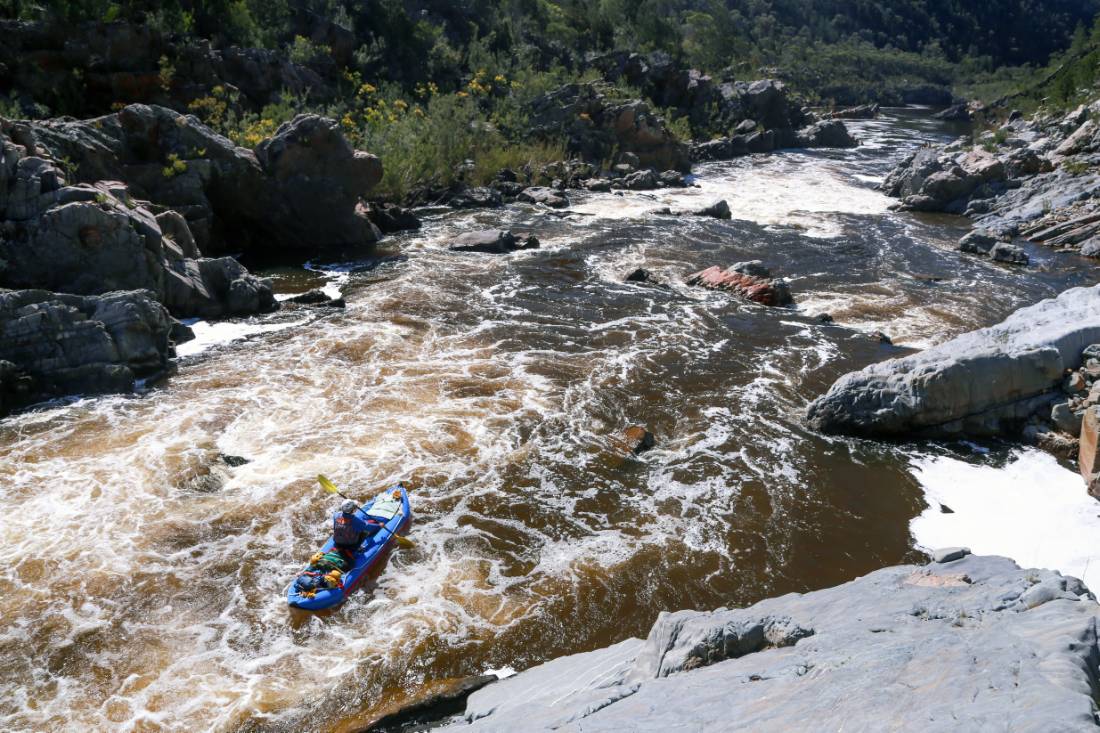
[333,512,362,546]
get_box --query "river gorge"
[1,109,1097,732]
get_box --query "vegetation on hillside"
[3,1,1100,196]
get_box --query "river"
[1,109,1097,732]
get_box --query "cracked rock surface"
[437,554,1099,732]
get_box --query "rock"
[934,103,973,121]
[657,170,687,187]
[445,186,503,209]
[624,268,661,285]
[734,119,757,134]
[830,103,879,119]
[1083,344,1100,361]
[958,228,998,254]
[618,152,640,168]
[364,202,420,233]
[1036,426,1080,460]
[440,555,1098,732]
[795,119,858,148]
[0,288,177,414]
[613,169,659,191]
[450,230,538,254]
[618,425,655,455]
[990,242,1029,265]
[219,454,250,467]
[693,200,731,219]
[254,114,382,248]
[26,105,381,254]
[686,263,793,307]
[582,178,611,192]
[1051,401,1083,435]
[1080,406,1100,490]
[871,331,893,345]
[930,546,970,563]
[285,289,344,308]
[807,285,1100,438]
[1064,371,1087,393]
[527,83,690,172]
[364,674,498,733]
[518,186,569,208]
[0,122,276,318]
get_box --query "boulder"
[1051,401,1083,435]
[616,425,655,455]
[254,114,382,248]
[518,187,569,208]
[444,186,503,209]
[439,555,1098,732]
[693,200,731,219]
[624,268,661,286]
[807,285,1100,437]
[958,228,998,254]
[990,242,1029,265]
[0,288,184,414]
[686,262,792,307]
[1080,406,1100,495]
[795,120,858,148]
[613,169,659,191]
[364,202,420,233]
[449,230,539,254]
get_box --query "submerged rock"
[437,554,1098,732]
[518,186,569,209]
[686,261,792,306]
[449,230,539,254]
[693,200,731,219]
[807,284,1100,437]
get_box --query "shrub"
[162,153,188,178]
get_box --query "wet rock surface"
[0,288,184,415]
[437,554,1099,732]
[0,117,276,318]
[686,261,793,307]
[808,285,1100,437]
[449,230,539,254]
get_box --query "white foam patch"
[569,155,890,238]
[175,317,309,357]
[910,449,1100,593]
[485,666,516,679]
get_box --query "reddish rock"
[1079,406,1100,497]
[685,263,793,306]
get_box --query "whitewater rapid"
[1,109,1097,733]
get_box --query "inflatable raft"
[287,485,410,610]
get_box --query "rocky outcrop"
[23,104,381,255]
[529,83,691,173]
[254,114,383,248]
[807,285,1100,438]
[796,119,859,148]
[437,554,1099,732]
[884,102,1100,259]
[0,118,275,318]
[687,261,792,307]
[0,288,187,415]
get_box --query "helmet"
[340,499,359,514]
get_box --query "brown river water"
[1,109,1098,732]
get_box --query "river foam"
[910,449,1100,592]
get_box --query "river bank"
[0,108,1098,731]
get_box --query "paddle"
[317,474,415,549]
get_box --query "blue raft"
[287,485,411,610]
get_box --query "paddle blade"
[317,474,341,495]
[394,534,415,549]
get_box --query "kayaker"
[333,499,377,555]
